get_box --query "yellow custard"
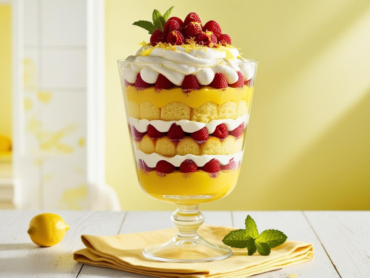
[137,169,240,205]
[125,86,254,108]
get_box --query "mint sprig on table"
[133,6,174,34]
[222,215,287,256]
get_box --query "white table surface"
[0,211,369,278]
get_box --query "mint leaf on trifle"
[133,6,174,33]
[132,20,156,34]
[152,9,165,31]
[163,6,174,21]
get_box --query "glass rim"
[117,59,258,65]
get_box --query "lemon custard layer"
[138,169,240,204]
[125,85,253,108]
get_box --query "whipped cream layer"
[135,150,244,168]
[122,45,256,86]
[129,115,248,134]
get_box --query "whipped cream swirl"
[122,45,256,86]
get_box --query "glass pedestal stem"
[143,204,232,263]
[172,205,204,240]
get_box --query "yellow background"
[106,0,370,210]
[0,4,12,139]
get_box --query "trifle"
[118,8,257,262]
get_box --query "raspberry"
[184,12,202,26]
[229,71,244,88]
[150,29,165,46]
[245,78,252,87]
[124,79,134,88]
[139,159,155,172]
[196,32,217,47]
[163,19,181,33]
[202,159,220,174]
[179,160,198,173]
[203,20,222,37]
[220,159,236,170]
[155,74,174,92]
[168,17,184,27]
[147,125,165,139]
[182,75,200,93]
[156,160,175,174]
[183,22,203,38]
[131,126,146,141]
[135,73,151,90]
[229,124,244,138]
[209,73,228,89]
[167,30,185,45]
[168,124,184,141]
[217,34,232,46]
[212,124,228,139]
[191,127,209,143]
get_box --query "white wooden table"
[0,211,369,278]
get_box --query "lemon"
[27,213,69,247]
[0,135,11,152]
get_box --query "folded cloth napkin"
[74,225,314,278]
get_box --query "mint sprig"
[222,230,249,248]
[132,20,156,34]
[245,237,257,255]
[222,215,287,256]
[257,229,287,248]
[245,215,259,238]
[163,6,174,21]
[133,6,174,34]
[256,241,271,256]
[152,9,165,31]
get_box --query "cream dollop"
[129,115,249,134]
[122,45,256,86]
[135,150,244,168]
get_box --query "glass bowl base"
[143,234,232,263]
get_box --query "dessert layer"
[127,100,250,122]
[135,135,244,157]
[129,114,248,133]
[138,169,239,204]
[134,149,243,168]
[123,45,256,86]
[125,85,253,108]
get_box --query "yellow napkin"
[74,225,314,278]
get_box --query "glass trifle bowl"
[118,48,257,262]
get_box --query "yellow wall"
[105,0,370,210]
[0,4,12,138]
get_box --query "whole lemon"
[27,213,69,247]
[0,135,11,152]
